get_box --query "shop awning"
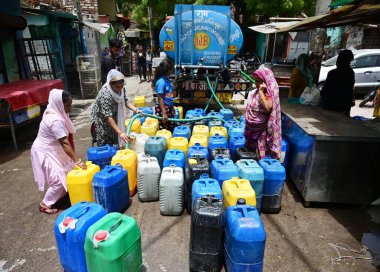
[249,21,301,34]
[22,8,78,21]
[0,14,27,30]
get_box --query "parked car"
[318,49,380,95]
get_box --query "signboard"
[164,40,174,51]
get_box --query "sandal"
[39,204,59,215]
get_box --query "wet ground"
[0,76,379,271]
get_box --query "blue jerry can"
[258,158,286,213]
[173,125,192,140]
[208,134,228,152]
[280,138,289,167]
[54,202,106,272]
[188,143,210,161]
[225,199,266,272]
[224,120,239,132]
[236,159,264,212]
[87,145,118,169]
[194,108,206,116]
[229,136,246,160]
[210,158,239,187]
[92,165,130,213]
[192,173,222,208]
[135,106,153,124]
[163,149,186,170]
[228,124,245,139]
[219,108,233,121]
[144,136,168,169]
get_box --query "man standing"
[101,38,122,84]
[137,47,147,83]
[146,47,153,82]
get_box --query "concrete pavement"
[0,76,378,271]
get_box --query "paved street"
[0,76,378,272]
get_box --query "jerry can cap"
[59,217,78,234]
[95,231,108,241]
[189,159,197,165]
[237,198,246,205]
[63,217,74,227]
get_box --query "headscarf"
[295,54,313,88]
[250,65,282,160]
[336,49,354,69]
[45,89,76,134]
[106,69,128,147]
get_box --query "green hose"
[125,113,226,149]
[204,76,218,113]
[239,70,256,84]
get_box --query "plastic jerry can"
[169,137,189,155]
[55,202,106,272]
[194,119,207,126]
[111,149,137,196]
[173,125,191,140]
[186,156,210,214]
[163,149,186,170]
[188,143,210,161]
[87,145,118,169]
[210,126,228,140]
[219,108,233,121]
[175,106,183,119]
[141,120,158,136]
[281,138,289,167]
[210,158,239,187]
[124,118,141,134]
[156,129,172,144]
[84,213,142,272]
[191,174,222,208]
[225,199,266,272]
[185,109,196,119]
[258,158,286,213]
[235,147,259,162]
[92,165,129,213]
[174,107,180,119]
[222,177,256,209]
[229,136,246,160]
[138,154,161,202]
[134,95,146,107]
[207,111,223,122]
[145,117,159,129]
[190,196,224,272]
[129,133,150,154]
[224,120,239,132]
[236,159,264,212]
[135,106,153,124]
[208,134,228,151]
[188,135,208,148]
[194,108,206,116]
[208,119,223,130]
[67,162,100,205]
[240,114,245,123]
[228,124,245,139]
[210,148,231,161]
[144,136,168,169]
[159,165,185,215]
[192,125,209,139]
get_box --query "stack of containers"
[173,125,191,140]
[236,159,264,212]
[188,143,210,161]
[225,199,266,272]
[84,213,142,271]
[55,202,107,272]
[210,158,239,187]
[67,162,100,205]
[222,178,256,209]
[159,165,185,216]
[191,174,222,208]
[144,136,168,169]
[87,145,118,169]
[258,158,286,213]
[92,165,130,213]
[111,149,137,196]
[138,154,161,202]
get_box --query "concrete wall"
[98,0,117,21]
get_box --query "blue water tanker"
[188,143,210,161]
[210,158,239,187]
[219,108,233,121]
[258,158,286,213]
[92,165,130,213]
[163,149,186,170]
[192,174,222,208]
[209,134,228,151]
[229,136,246,159]
[159,5,243,66]
[173,125,192,140]
[55,202,106,272]
[144,136,168,169]
[87,145,118,169]
[236,159,264,212]
[225,199,266,272]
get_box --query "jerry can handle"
[97,145,110,151]
[108,218,123,234]
[113,163,123,170]
[201,173,209,179]
[74,206,90,219]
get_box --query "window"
[351,55,379,68]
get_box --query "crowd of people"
[31,41,379,214]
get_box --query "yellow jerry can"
[188,135,208,148]
[156,129,172,144]
[192,125,210,139]
[210,126,228,140]
[125,118,141,133]
[134,96,146,107]
[222,177,256,209]
[111,149,138,196]
[169,137,189,155]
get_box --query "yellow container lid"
[188,158,197,165]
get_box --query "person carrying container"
[91,69,143,147]
[154,60,175,131]
[244,65,282,160]
[31,89,86,214]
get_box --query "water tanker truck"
[159,4,251,105]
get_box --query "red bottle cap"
[63,217,74,227]
[95,231,108,241]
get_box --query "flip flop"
[39,205,59,215]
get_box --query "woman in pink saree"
[244,65,282,160]
[31,89,86,214]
